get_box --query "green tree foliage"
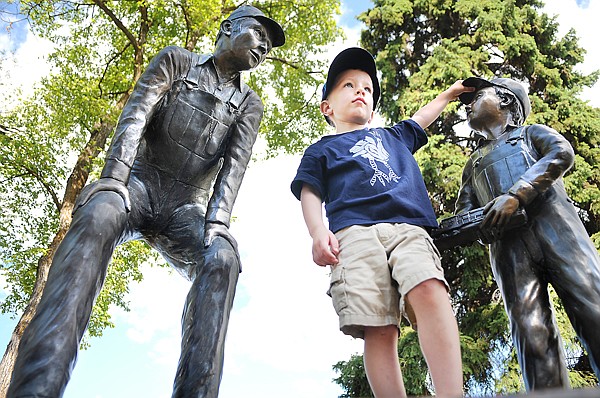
[332,0,599,396]
[0,0,343,393]
[333,354,372,397]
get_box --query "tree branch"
[0,169,61,213]
[267,56,322,76]
[0,125,61,210]
[24,167,62,211]
[178,1,192,48]
[98,42,131,97]
[0,124,16,135]
[92,0,139,53]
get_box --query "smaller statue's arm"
[507,124,575,206]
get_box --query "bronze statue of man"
[456,77,600,391]
[7,5,284,398]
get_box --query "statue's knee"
[207,248,238,272]
[73,192,127,234]
[191,245,239,281]
[514,318,557,357]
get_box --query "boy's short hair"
[321,47,381,125]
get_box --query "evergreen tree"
[333,0,599,395]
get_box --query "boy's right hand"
[445,80,475,101]
[311,228,340,266]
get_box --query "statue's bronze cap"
[226,5,285,47]
[460,76,531,120]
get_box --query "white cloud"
[0,34,9,52]
[219,153,363,397]
[1,29,52,112]
[542,0,599,106]
[112,265,189,345]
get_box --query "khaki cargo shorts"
[329,223,448,339]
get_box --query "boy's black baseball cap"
[459,76,531,120]
[322,47,380,108]
[226,5,285,47]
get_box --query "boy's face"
[466,87,504,134]
[321,69,374,129]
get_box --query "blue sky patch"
[339,0,372,28]
[0,1,29,51]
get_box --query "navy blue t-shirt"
[291,119,438,233]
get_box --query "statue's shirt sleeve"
[507,124,574,206]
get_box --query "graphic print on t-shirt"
[349,130,400,187]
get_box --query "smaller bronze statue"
[7,5,284,398]
[454,76,600,390]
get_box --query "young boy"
[290,47,471,397]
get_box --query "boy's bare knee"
[406,279,451,320]
[364,325,398,340]
[408,278,446,299]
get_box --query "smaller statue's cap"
[322,47,380,108]
[460,76,531,120]
[226,5,285,47]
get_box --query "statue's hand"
[479,194,520,243]
[74,177,131,214]
[204,221,239,252]
[482,194,520,228]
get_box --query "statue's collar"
[196,54,243,92]
[475,126,522,148]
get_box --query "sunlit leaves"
[0,0,343,349]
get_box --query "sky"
[0,1,599,397]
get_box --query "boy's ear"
[320,100,332,118]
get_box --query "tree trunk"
[0,116,120,398]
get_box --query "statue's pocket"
[166,99,230,157]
